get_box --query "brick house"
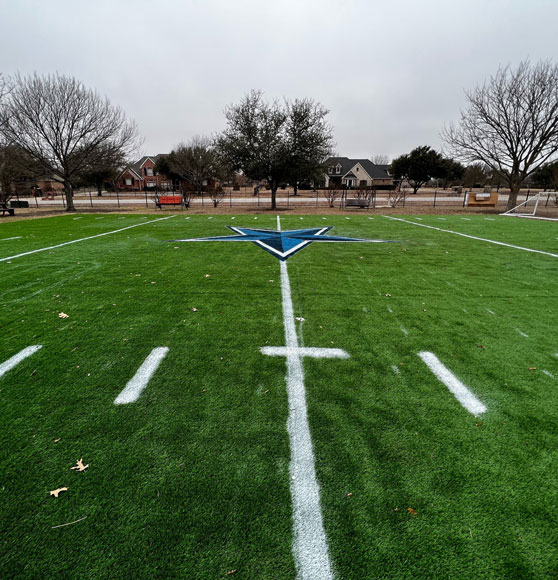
[116,155,173,191]
[324,157,393,189]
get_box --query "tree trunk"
[97,181,103,196]
[506,180,521,210]
[271,183,278,210]
[64,179,75,211]
[293,181,298,196]
[413,184,420,195]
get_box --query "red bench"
[155,195,187,209]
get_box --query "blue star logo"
[173,226,396,260]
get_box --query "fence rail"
[4,188,558,218]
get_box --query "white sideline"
[384,216,558,258]
[264,215,334,580]
[418,351,486,416]
[0,345,42,379]
[0,236,21,241]
[0,215,176,263]
[114,347,169,404]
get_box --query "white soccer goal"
[501,192,558,221]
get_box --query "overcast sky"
[2,0,557,161]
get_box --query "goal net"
[501,192,558,221]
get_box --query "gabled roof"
[118,154,167,181]
[325,157,391,179]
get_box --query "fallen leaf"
[295,317,305,322]
[477,345,484,349]
[346,492,353,497]
[475,422,484,427]
[268,280,274,283]
[408,507,417,515]
[205,274,211,278]
[393,507,399,512]
[529,367,536,371]
[192,308,198,312]
[50,487,68,498]
[385,293,391,297]
[58,312,69,319]
[226,571,237,576]
[70,458,89,472]
[53,438,61,443]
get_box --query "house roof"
[325,157,391,179]
[118,155,167,180]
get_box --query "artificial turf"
[1,213,557,579]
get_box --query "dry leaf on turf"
[50,487,68,498]
[408,507,417,515]
[58,312,69,319]
[70,458,89,472]
[53,438,61,443]
[192,308,198,312]
[226,571,237,576]
[529,367,536,371]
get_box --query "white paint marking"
[400,326,408,336]
[418,351,486,416]
[387,306,393,313]
[95,217,104,220]
[73,217,82,220]
[384,216,558,258]
[487,309,495,315]
[261,346,349,359]
[208,216,213,219]
[542,370,555,378]
[392,365,400,374]
[264,214,334,580]
[516,328,529,338]
[461,217,471,220]
[0,236,22,241]
[0,216,175,263]
[437,217,446,221]
[114,347,169,404]
[485,218,495,221]
[415,217,423,220]
[0,345,42,379]
[368,217,374,220]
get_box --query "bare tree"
[442,61,558,210]
[216,90,333,210]
[165,136,224,196]
[323,187,341,208]
[371,154,390,165]
[0,73,138,211]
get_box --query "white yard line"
[114,347,169,404]
[267,215,334,580]
[0,236,22,241]
[0,215,176,263]
[400,326,408,336]
[515,328,529,338]
[261,346,349,359]
[384,216,558,258]
[418,351,486,416]
[542,370,555,378]
[0,345,42,379]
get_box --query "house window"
[146,167,154,176]
[125,178,132,186]
[328,166,333,174]
[336,165,341,174]
[356,167,359,172]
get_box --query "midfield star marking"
[173,226,395,260]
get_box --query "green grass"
[1,213,557,579]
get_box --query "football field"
[1,213,557,579]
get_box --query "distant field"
[1,213,557,579]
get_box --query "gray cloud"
[2,0,557,160]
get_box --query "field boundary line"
[418,351,486,416]
[0,345,42,378]
[114,347,169,404]
[0,215,176,263]
[383,216,558,258]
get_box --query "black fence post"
[89,189,93,207]
[433,190,437,208]
[116,188,120,208]
[144,189,148,208]
[546,192,551,207]
[229,188,232,208]
[402,191,406,208]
